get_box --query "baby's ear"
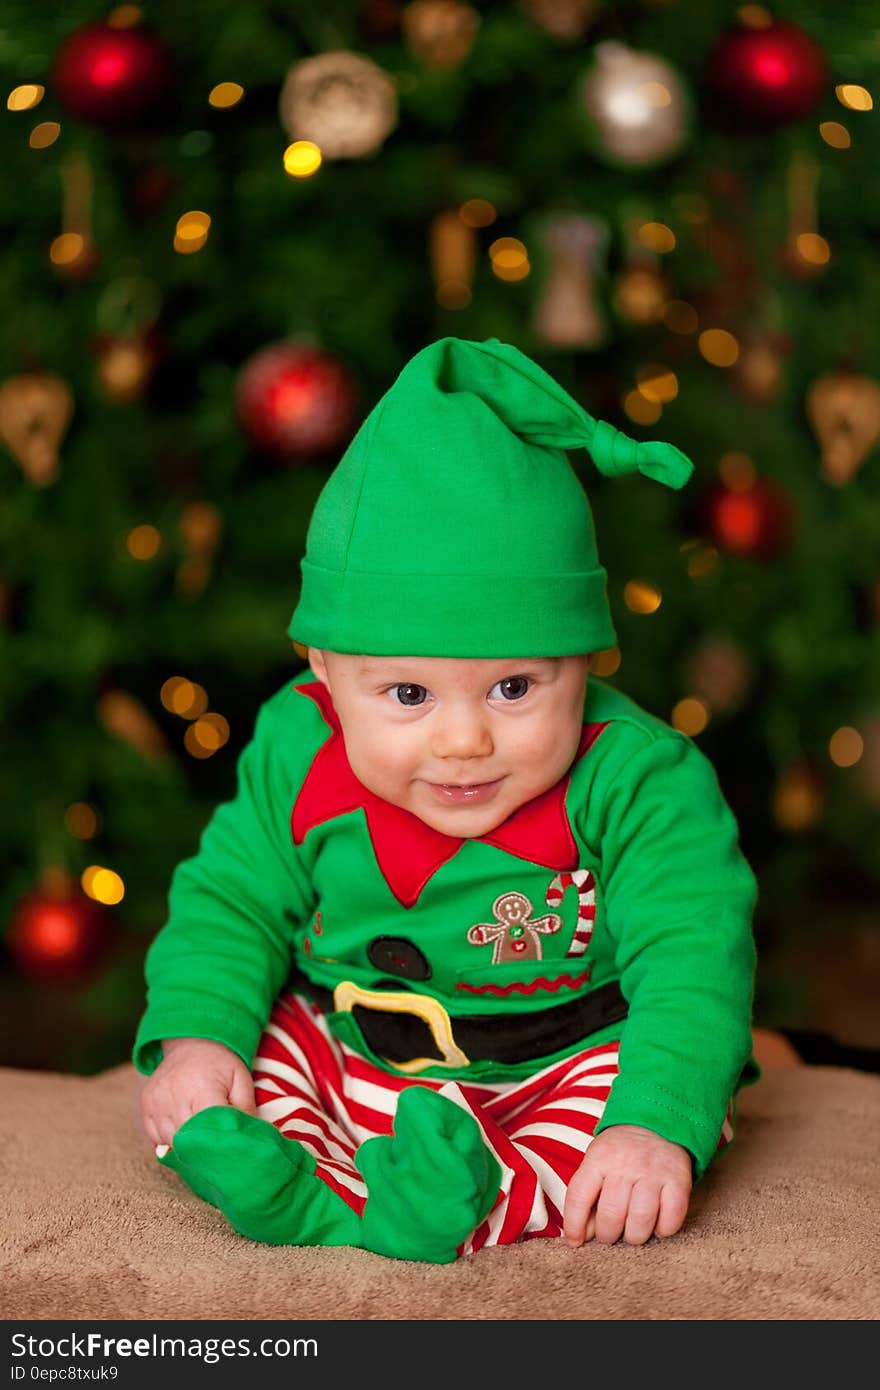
[308,647,329,685]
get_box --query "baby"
[134,336,759,1263]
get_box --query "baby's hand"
[563,1124,692,1247]
[139,1037,256,1150]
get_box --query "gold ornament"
[0,373,74,486]
[520,0,598,41]
[533,214,608,349]
[279,52,397,159]
[805,372,880,486]
[429,209,476,309]
[402,1,480,69]
[98,690,169,761]
[176,501,223,597]
[582,42,690,167]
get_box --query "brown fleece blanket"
[1,1062,878,1321]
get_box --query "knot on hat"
[590,418,694,491]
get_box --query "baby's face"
[308,649,590,839]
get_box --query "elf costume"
[133,337,759,1263]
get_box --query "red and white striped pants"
[252,992,733,1255]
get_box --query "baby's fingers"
[593,1176,633,1245]
[228,1067,256,1116]
[563,1161,603,1247]
[622,1179,661,1246]
[655,1181,690,1238]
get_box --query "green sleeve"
[131,687,315,1076]
[588,730,758,1180]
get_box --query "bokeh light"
[624,580,662,614]
[7,85,44,112]
[64,803,99,840]
[126,525,161,560]
[82,866,125,905]
[829,726,864,768]
[30,122,61,149]
[283,141,322,178]
[671,697,710,737]
[209,82,245,109]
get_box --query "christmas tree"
[1,0,878,1072]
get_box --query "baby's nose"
[430,706,494,761]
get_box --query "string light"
[160,677,209,720]
[489,237,530,281]
[81,866,125,906]
[671,697,709,736]
[624,580,662,614]
[126,524,161,560]
[819,121,851,149]
[459,199,497,228]
[636,365,678,404]
[829,727,863,768]
[591,648,621,677]
[636,222,675,254]
[29,121,61,149]
[283,141,322,178]
[209,82,245,109]
[698,329,739,367]
[835,84,872,112]
[65,803,99,839]
[7,84,44,111]
[794,232,830,265]
[622,389,661,425]
[49,233,85,266]
[184,713,230,758]
[173,210,211,255]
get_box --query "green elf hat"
[289,336,693,657]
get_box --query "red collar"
[291,681,608,908]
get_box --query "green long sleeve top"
[133,670,760,1180]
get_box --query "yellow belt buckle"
[333,981,470,1074]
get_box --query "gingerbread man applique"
[467,891,562,963]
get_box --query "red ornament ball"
[6,888,108,980]
[52,21,174,126]
[704,479,794,559]
[705,21,827,127]
[236,343,359,459]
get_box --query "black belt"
[286,969,628,1068]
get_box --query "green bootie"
[157,1105,361,1247]
[358,1086,501,1263]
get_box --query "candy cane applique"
[545,869,596,957]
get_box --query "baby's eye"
[490,676,531,702]
[389,683,429,707]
